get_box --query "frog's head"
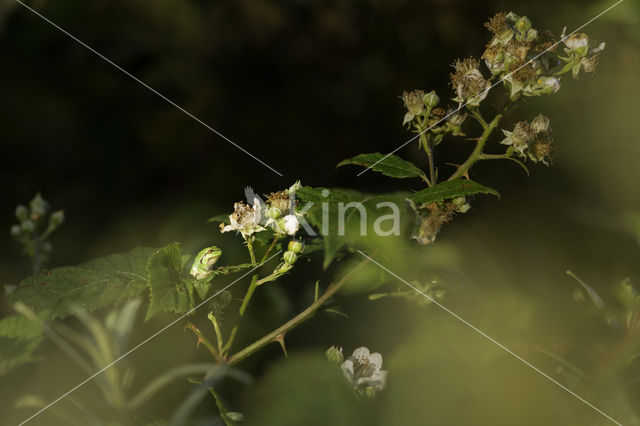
[201,247,222,267]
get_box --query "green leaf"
[146,243,195,320]
[408,179,499,204]
[207,213,230,224]
[296,186,408,268]
[0,315,44,375]
[9,247,155,320]
[337,153,426,179]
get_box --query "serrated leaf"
[337,153,426,179]
[296,186,408,268]
[9,247,155,320]
[146,243,195,320]
[408,180,499,204]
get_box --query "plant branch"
[226,258,370,366]
[221,274,259,354]
[185,323,220,362]
[447,112,503,181]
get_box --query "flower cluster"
[401,89,467,150]
[327,346,387,398]
[482,12,563,98]
[501,114,555,165]
[10,193,64,269]
[408,197,470,245]
[450,58,491,107]
[220,182,303,239]
[273,239,304,275]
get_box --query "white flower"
[220,197,266,238]
[282,215,300,235]
[340,346,387,393]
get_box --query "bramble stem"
[226,258,370,366]
[186,323,220,361]
[447,113,503,181]
[246,237,256,265]
[260,237,278,263]
[222,274,259,354]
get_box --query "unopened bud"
[265,206,282,220]
[422,90,439,108]
[29,193,49,219]
[288,239,305,254]
[49,210,65,228]
[283,250,297,265]
[515,16,531,33]
[21,220,36,233]
[10,225,21,237]
[325,345,344,365]
[15,205,29,223]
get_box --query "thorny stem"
[208,314,225,355]
[186,323,220,362]
[447,104,510,181]
[226,258,370,366]
[222,274,259,354]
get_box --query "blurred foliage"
[2,0,640,425]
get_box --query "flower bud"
[49,210,65,229]
[515,16,531,33]
[274,261,294,275]
[21,220,36,233]
[265,205,282,220]
[15,205,29,223]
[29,193,49,219]
[288,239,305,254]
[283,250,297,265]
[10,225,21,237]
[326,345,344,365]
[422,91,439,108]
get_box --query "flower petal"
[352,346,370,361]
[367,352,383,371]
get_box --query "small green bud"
[40,241,52,254]
[288,239,305,254]
[365,386,377,399]
[10,225,21,237]
[326,345,344,365]
[283,250,297,265]
[265,206,282,220]
[21,220,36,233]
[49,210,65,228]
[422,90,439,108]
[515,16,531,33]
[15,205,29,223]
[29,193,49,219]
[274,261,294,275]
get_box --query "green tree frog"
[190,246,222,279]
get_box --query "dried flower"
[220,198,266,238]
[401,90,426,124]
[450,58,490,107]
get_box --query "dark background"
[1,0,638,282]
